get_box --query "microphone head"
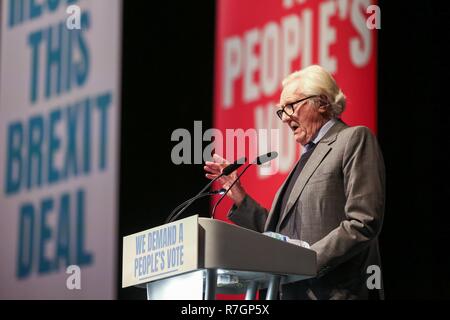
[253,151,278,165]
[221,156,247,175]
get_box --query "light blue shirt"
[301,118,338,154]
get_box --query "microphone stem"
[167,191,218,223]
[197,174,220,196]
[211,164,252,219]
[166,174,222,223]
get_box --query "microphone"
[211,152,278,219]
[222,160,244,175]
[165,156,246,223]
[253,151,278,165]
[197,156,246,196]
[166,189,225,223]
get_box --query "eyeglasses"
[276,95,318,120]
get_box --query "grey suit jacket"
[228,120,385,300]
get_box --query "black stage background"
[119,1,446,299]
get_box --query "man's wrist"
[233,190,246,207]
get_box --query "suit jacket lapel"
[263,159,299,231]
[275,120,348,228]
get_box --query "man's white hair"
[282,65,346,118]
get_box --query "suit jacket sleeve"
[310,126,386,277]
[227,194,268,233]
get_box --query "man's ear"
[318,105,328,113]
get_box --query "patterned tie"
[274,141,317,232]
[303,141,316,154]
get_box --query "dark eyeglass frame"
[276,95,319,120]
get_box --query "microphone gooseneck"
[166,157,246,223]
[210,152,278,219]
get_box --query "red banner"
[213,0,378,219]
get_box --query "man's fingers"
[212,153,228,164]
[205,155,238,187]
[205,161,224,171]
[205,173,218,180]
[218,175,234,185]
[204,165,219,174]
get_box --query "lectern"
[122,215,316,300]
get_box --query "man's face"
[278,81,329,146]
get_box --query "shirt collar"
[302,118,338,154]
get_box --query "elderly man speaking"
[204,65,385,300]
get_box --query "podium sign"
[122,217,316,299]
[122,215,198,288]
